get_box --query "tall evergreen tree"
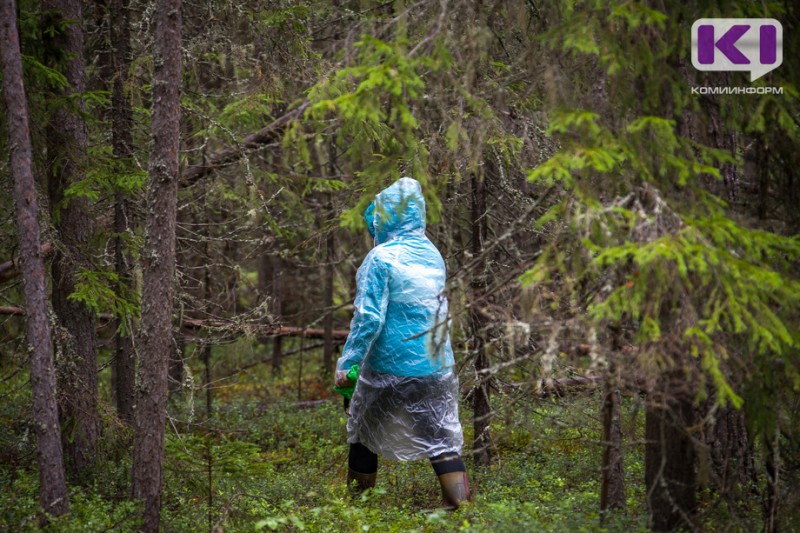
[131,0,182,529]
[0,0,69,516]
[108,0,136,424]
[41,0,99,480]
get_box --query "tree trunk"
[600,382,626,511]
[168,334,184,393]
[131,0,182,528]
[321,143,337,376]
[645,391,697,531]
[109,0,135,424]
[701,404,754,496]
[257,249,272,376]
[471,171,491,467]
[271,255,283,375]
[0,0,70,515]
[764,425,779,533]
[42,0,99,482]
[322,223,335,376]
[202,262,212,417]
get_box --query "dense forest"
[1,0,798,531]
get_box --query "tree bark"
[202,261,212,416]
[600,382,626,511]
[0,0,70,515]
[42,0,99,482]
[322,223,335,376]
[131,0,182,528]
[109,0,136,424]
[471,171,491,467]
[168,334,184,394]
[701,404,754,497]
[645,390,697,531]
[764,424,779,533]
[108,0,135,418]
[271,255,283,375]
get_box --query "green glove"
[333,365,359,399]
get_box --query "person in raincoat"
[334,177,470,509]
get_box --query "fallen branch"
[534,375,601,397]
[181,101,311,187]
[180,316,349,340]
[0,307,350,341]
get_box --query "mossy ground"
[0,346,769,532]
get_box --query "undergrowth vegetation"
[0,346,774,532]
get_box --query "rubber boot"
[347,467,376,493]
[437,471,470,510]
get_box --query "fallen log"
[534,375,602,397]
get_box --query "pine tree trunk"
[600,382,626,512]
[701,404,754,496]
[322,225,335,376]
[0,0,70,515]
[471,171,491,467]
[168,334,184,394]
[764,425,779,533]
[321,147,336,376]
[131,0,182,528]
[645,390,697,531]
[271,255,283,375]
[42,0,99,481]
[110,0,135,424]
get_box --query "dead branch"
[0,307,350,341]
[181,101,311,187]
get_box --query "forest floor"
[0,346,769,532]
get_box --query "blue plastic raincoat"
[337,177,463,461]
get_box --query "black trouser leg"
[348,442,378,492]
[430,452,470,509]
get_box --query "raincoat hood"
[366,177,426,244]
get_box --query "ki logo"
[691,19,783,81]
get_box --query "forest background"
[0,0,799,531]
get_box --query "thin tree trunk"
[271,255,283,375]
[322,222,335,376]
[600,382,626,511]
[0,0,70,515]
[168,334,184,393]
[645,391,697,531]
[42,0,99,482]
[258,249,272,376]
[110,0,135,423]
[203,261,212,417]
[471,171,491,467]
[321,142,336,376]
[764,424,779,533]
[131,0,182,528]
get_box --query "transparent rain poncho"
[336,177,463,461]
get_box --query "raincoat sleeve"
[336,251,390,372]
